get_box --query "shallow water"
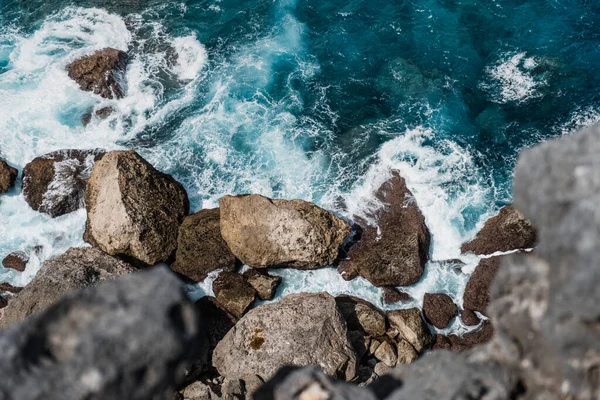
[1,0,599,333]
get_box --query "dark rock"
[0,267,207,400]
[84,150,189,266]
[0,283,23,294]
[82,106,114,126]
[373,340,397,367]
[461,205,536,255]
[337,260,358,281]
[22,149,105,217]
[212,272,256,318]
[67,48,128,99]
[213,293,357,382]
[422,293,458,329]
[171,209,236,282]
[219,194,351,269]
[243,269,281,301]
[431,334,452,351]
[0,159,17,193]
[346,172,431,287]
[195,296,237,350]
[461,309,481,326]
[463,256,501,314]
[0,296,6,309]
[387,308,432,353]
[383,287,412,304]
[2,251,29,272]
[447,321,495,351]
[335,295,387,337]
[0,247,134,328]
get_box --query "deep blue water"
[0,0,599,325]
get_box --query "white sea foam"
[172,35,208,81]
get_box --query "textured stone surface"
[0,283,23,294]
[463,256,501,314]
[373,340,397,367]
[460,309,480,326]
[0,247,134,328]
[22,149,105,217]
[219,195,350,269]
[335,295,387,337]
[67,48,128,99]
[171,209,236,282]
[0,159,17,193]
[382,287,412,305]
[345,172,430,287]
[213,293,357,382]
[243,269,281,301]
[386,308,432,353]
[0,267,207,400]
[461,205,537,255]
[212,272,256,318]
[422,293,458,329]
[2,251,29,272]
[84,150,189,265]
[396,339,418,365]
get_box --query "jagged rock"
[374,362,392,376]
[461,205,536,255]
[396,339,418,364]
[432,321,495,353]
[2,251,29,272]
[0,283,23,294]
[463,257,501,314]
[345,172,431,287]
[0,247,134,328]
[374,340,397,367]
[195,296,237,350]
[82,106,114,126]
[0,267,207,400]
[335,295,387,337]
[172,209,236,282]
[212,272,256,318]
[461,309,480,326]
[67,48,128,99]
[337,260,358,281]
[0,159,17,193]
[243,269,281,301]
[422,293,458,329]
[84,150,189,265]
[213,293,357,382]
[219,194,350,269]
[387,308,432,353]
[383,287,412,304]
[22,149,105,217]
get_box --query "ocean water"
[1,0,599,333]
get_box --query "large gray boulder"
[219,195,350,269]
[0,267,207,400]
[212,293,357,382]
[84,150,189,265]
[67,48,128,99]
[0,247,134,328]
[345,172,431,287]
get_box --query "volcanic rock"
[422,293,458,329]
[212,272,256,318]
[67,48,128,99]
[0,159,17,193]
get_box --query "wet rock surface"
[1,251,29,272]
[462,256,501,314]
[0,158,17,193]
[242,269,281,301]
[422,293,458,329]
[67,48,128,99]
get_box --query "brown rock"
[374,362,392,376]
[374,340,397,367]
[219,194,350,269]
[22,149,105,217]
[463,256,502,314]
[337,260,358,281]
[212,272,256,318]
[431,334,452,350]
[67,48,128,99]
[461,205,536,255]
[171,209,236,282]
[422,293,458,329]
[242,269,281,301]
[387,308,432,353]
[461,309,481,326]
[82,106,114,126]
[346,172,430,287]
[433,321,495,352]
[84,150,189,265]
[335,295,387,337]
[396,339,418,364]
[0,159,17,193]
[0,283,23,294]
[383,287,412,304]
[2,252,29,272]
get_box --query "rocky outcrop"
[462,256,501,314]
[386,308,432,353]
[2,251,29,272]
[461,205,536,255]
[212,272,256,318]
[212,293,357,382]
[0,159,17,193]
[67,48,128,99]
[0,247,133,328]
[219,194,350,269]
[22,149,105,217]
[345,172,431,287]
[171,209,236,282]
[84,150,189,265]
[0,267,207,400]
[422,293,458,329]
[243,269,281,301]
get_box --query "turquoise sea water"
[1,0,599,332]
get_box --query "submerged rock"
[219,194,350,269]
[0,247,134,328]
[0,159,17,193]
[212,272,256,318]
[243,269,281,301]
[461,205,536,255]
[22,149,105,217]
[2,251,29,272]
[84,150,189,265]
[171,209,236,282]
[422,293,458,329]
[67,48,129,99]
[212,293,357,382]
[345,172,431,287]
[383,287,412,304]
[0,267,207,400]
[462,256,501,314]
[82,106,114,126]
